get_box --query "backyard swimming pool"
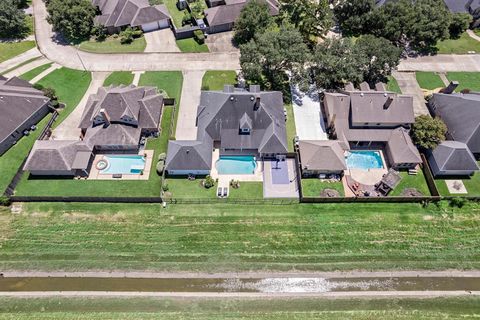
[216,156,257,174]
[345,151,384,170]
[100,155,146,174]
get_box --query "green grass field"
[415,72,444,90]
[446,72,480,92]
[18,62,53,82]
[1,201,479,271]
[387,75,401,93]
[389,170,431,196]
[301,179,345,197]
[176,38,209,53]
[285,103,296,152]
[103,71,134,86]
[435,170,480,197]
[0,41,36,63]
[78,36,146,53]
[201,70,237,91]
[163,0,185,28]
[436,32,480,54]
[0,297,479,319]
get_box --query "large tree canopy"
[411,115,447,150]
[46,0,96,42]
[233,0,274,45]
[0,0,29,39]
[333,0,375,37]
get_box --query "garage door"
[142,21,160,32]
[158,19,169,29]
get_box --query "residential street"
[398,54,480,72]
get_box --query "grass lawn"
[436,32,480,54]
[18,62,53,82]
[389,170,431,196]
[387,75,401,93]
[435,171,480,197]
[201,70,237,91]
[163,179,263,200]
[0,41,35,63]
[176,38,209,53]
[415,72,445,90]
[476,29,480,37]
[163,0,185,28]
[103,71,134,86]
[446,72,480,92]
[78,36,146,53]
[301,179,345,197]
[2,201,480,271]
[0,297,479,319]
[35,67,92,128]
[285,103,296,152]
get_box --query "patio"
[263,159,299,199]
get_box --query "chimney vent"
[100,108,111,126]
[442,81,459,94]
[384,97,394,109]
[254,96,261,110]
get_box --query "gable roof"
[299,140,347,171]
[431,141,479,172]
[430,92,480,154]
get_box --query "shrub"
[156,162,165,175]
[120,27,134,44]
[42,87,57,100]
[182,12,192,26]
[0,196,11,207]
[132,28,143,39]
[450,197,467,208]
[193,29,205,44]
[158,153,167,161]
[92,25,107,41]
[203,175,215,189]
[162,183,169,192]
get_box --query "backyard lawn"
[201,70,237,91]
[0,41,36,63]
[415,72,445,90]
[446,72,480,92]
[435,171,480,197]
[18,62,53,82]
[301,179,345,197]
[103,71,134,86]
[389,170,431,197]
[78,36,146,53]
[2,200,480,271]
[436,32,480,54]
[176,38,209,53]
[387,75,401,93]
[163,0,186,28]
[0,296,479,319]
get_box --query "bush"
[156,162,165,175]
[132,28,143,39]
[193,29,205,44]
[158,153,167,161]
[182,12,192,26]
[42,87,57,100]
[203,175,215,189]
[92,25,107,41]
[0,196,11,207]
[162,183,169,192]
[120,27,134,44]
[450,197,467,208]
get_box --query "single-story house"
[92,0,171,33]
[0,76,50,156]
[376,0,480,13]
[323,82,422,169]
[24,85,164,176]
[428,141,479,177]
[298,140,347,177]
[165,85,287,175]
[204,0,279,34]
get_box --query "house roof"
[92,0,170,28]
[386,128,422,164]
[430,92,480,154]
[205,0,279,27]
[376,0,480,13]
[165,138,213,171]
[0,77,50,145]
[299,140,347,171]
[430,140,479,172]
[24,140,92,172]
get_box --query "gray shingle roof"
[430,141,479,172]
[165,138,213,171]
[376,0,480,13]
[299,140,347,171]
[205,0,279,27]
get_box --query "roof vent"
[360,93,364,97]
[250,96,255,101]
[383,92,388,97]
[186,149,190,154]
[230,96,235,101]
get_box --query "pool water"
[216,156,257,174]
[345,151,384,170]
[100,155,146,174]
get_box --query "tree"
[46,0,96,42]
[333,0,375,36]
[355,35,402,85]
[280,0,332,44]
[240,25,310,91]
[233,0,274,45]
[411,115,447,150]
[311,38,366,90]
[448,13,471,39]
[0,0,29,39]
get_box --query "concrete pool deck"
[88,150,153,180]
[210,150,263,188]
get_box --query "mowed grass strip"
[18,62,53,81]
[78,36,146,53]
[387,75,401,93]
[0,297,479,319]
[0,41,36,63]
[436,32,480,54]
[1,202,480,271]
[176,38,209,53]
[201,70,237,91]
[415,72,444,90]
[446,72,480,92]
[103,71,134,86]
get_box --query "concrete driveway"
[206,32,239,53]
[392,71,429,116]
[291,84,328,141]
[175,70,204,140]
[144,29,180,53]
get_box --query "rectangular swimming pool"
[345,150,384,170]
[216,156,257,175]
[100,155,146,174]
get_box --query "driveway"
[175,70,204,140]
[392,71,429,116]
[291,84,328,141]
[51,72,109,140]
[0,48,42,73]
[144,29,180,53]
[206,32,239,53]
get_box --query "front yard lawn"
[446,72,480,92]
[201,70,237,91]
[78,36,146,53]
[176,38,209,53]
[389,170,431,197]
[387,75,401,93]
[436,32,480,54]
[301,179,345,197]
[415,72,444,90]
[103,71,134,86]
[18,62,53,82]
[0,41,36,63]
